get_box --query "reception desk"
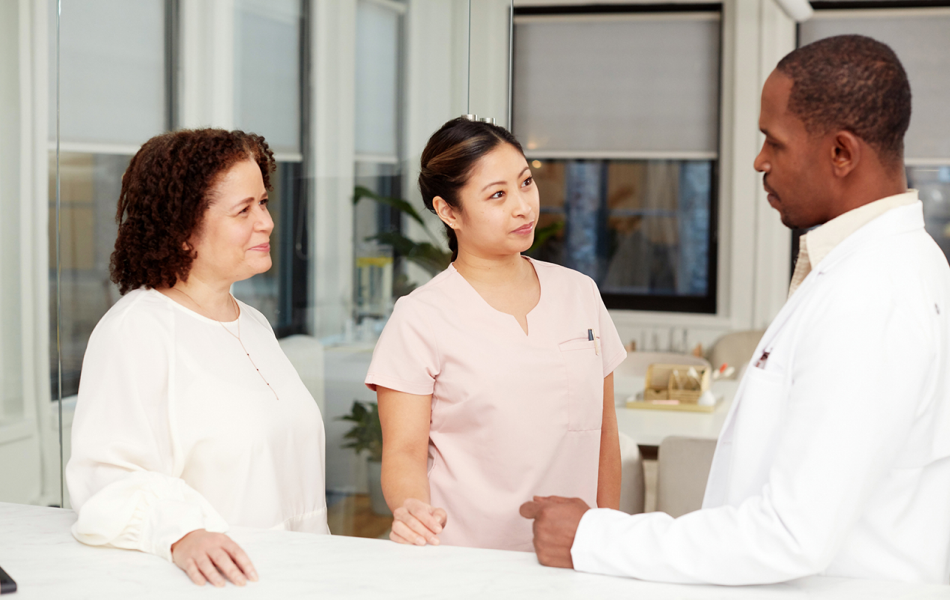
[2,503,946,599]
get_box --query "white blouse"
[66,289,328,562]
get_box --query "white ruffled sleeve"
[66,299,228,562]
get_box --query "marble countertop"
[2,502,947,599]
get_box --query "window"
[799,5,950,266]
[512,5,721,312]
[50,0,169,397]
[50,0,311,397]
[353,0,405,322]
[232,0,309,337]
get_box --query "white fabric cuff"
[72,472,229,562]
[572,507,618,574]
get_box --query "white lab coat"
[572,201,950,585]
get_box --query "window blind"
[355,0,400,161]
[512,13,721,158]
[55,0,165,147]
[235,0,302,156]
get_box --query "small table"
[615,380,740,451]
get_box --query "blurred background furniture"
[655,436,718,518]
[277,335,327,417]
[706,330,766,380]
[618,432,645,515]
[614,351,711,398]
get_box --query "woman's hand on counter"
[390,498,447,546]
[170,529,258,587]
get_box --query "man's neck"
[827,166,907,221]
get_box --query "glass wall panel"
[0,0,42,506]
[908,166,950,265]
[234,0,302,156]
[52,0,166,148]
[231,1,306,335]
[39,0,514,542]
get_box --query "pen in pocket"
[588,328,600,355]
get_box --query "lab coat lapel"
[717,273,815,436]
[705,202,926,508]
[704,282,814,506]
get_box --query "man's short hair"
[776,34,911,165]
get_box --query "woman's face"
[446,143,539,258]
[188,158,274,285]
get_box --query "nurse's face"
[443,143,539,258]
[754,71,835,230]
[187,158,274,285]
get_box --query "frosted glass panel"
[0,0,24,423]
[235,0,302,155]
[355,0,400,159]
[799,11,950,160]
[54,0,165,146]
[513,13,720,156]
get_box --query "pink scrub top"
[365,258,626,551]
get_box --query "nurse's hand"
[171,529,258,587]
[519,496,590,569]
[390,498,447,546]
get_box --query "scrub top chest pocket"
[559,331,604,431]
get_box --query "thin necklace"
[172,287,279,401]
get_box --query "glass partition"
[0,0,514,544]
[0,0,40,506]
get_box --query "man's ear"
[432,196,459,231]
[831,130,861,179]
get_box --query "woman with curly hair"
[65,129,328,587]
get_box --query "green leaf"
[528,220,565,254]
[367,232,451,276]
[336,400,384,462]
[353,185,427,228]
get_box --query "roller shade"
[355,0,400,160]
[235,0,302,156]
[513,13,721,158]
[799,10,950,161]
[54,0,166,147]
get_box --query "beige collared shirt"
[787,190,920,298]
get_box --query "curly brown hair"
[110,128,275,294]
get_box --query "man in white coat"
[520,34,950,585]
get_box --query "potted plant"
[338,400,390,515]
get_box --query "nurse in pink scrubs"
[364,117,626,552]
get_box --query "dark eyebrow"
[480,166,531,192]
